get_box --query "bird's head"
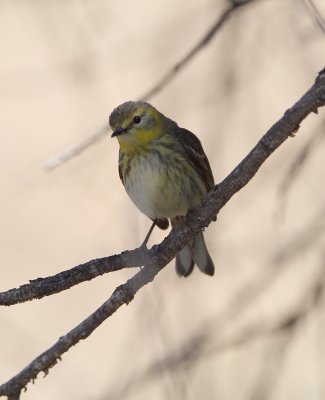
[109,101,167,152]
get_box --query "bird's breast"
[120,149,207,220]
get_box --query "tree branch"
[2,68,325,308]
[44,0,259,171]
[1,68,325,398]
[2,68,325,307]
[0,263,161,399]
[0,248,152,306]
[138,0,258,101]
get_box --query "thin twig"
[139,0,257,101]
[44,0,258,171]
[44,124,109,171]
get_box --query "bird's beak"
[111,126,128,138]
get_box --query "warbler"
[109,101,215,277]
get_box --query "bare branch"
[139,0,258,101]
[0,247,151,306]
[0,69,325,398]
[44,124,109,171]
[1,68,325,308]
[0,263,162,399]
[44,0,258,171]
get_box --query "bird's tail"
[175,231,215,277]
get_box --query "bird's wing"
[174,128,215,191]
[118,162,124,184]
[118,152,125,185]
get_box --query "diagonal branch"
[44,0,259,171]
[0,68,325,399]
[139,0,258,101]
[1,68,325,308]
[0,263,162,399]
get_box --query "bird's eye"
[133,115,141,124]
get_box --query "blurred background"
[1,0,325,399]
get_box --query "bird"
[109,101,215,277]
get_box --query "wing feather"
[173,127,215,191]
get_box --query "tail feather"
[175,246,195,277]
[171,218,214,277]
[175,232,214,277]
[193,232,214,276]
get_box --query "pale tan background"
[1,1,325,399]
